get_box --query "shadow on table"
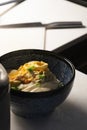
[11,100,87,130]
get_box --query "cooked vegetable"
[8,61,63,92]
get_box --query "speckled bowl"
[0,49,75,118]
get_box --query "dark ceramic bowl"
[0,49,75,118]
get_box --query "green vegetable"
[28,66,35,72]
[11,85,19,90]
[35,82,41,87]
[58,81,64,88]
[39,73,45,79]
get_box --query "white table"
[0,0,87,130]
[0,0,87,51]
[11,70,87,130]
[0,27,45,56]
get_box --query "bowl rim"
[0,49,75,98]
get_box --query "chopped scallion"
[28,66,35,72]
[39,74,45,79]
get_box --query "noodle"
[8,61,63,92]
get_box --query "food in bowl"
[8,61,63,92]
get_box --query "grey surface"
[11,70,87,130]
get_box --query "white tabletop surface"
[0,0,87,130]
[0,27,45,56]
[11,70,87,130]
[0,0,87,51]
